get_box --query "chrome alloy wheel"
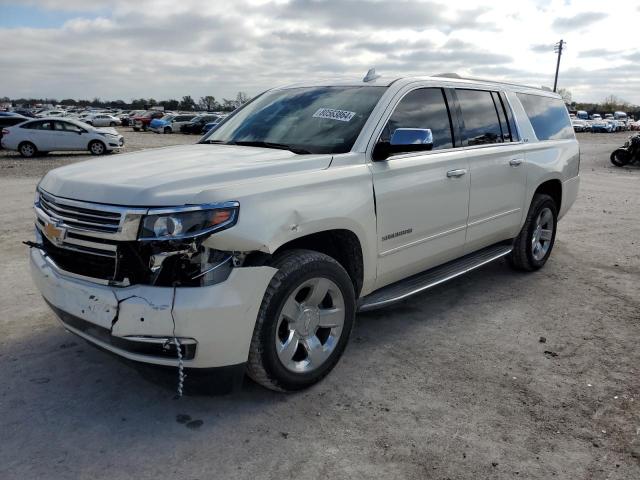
[90,142,105,154]
[531,207,554,261]
[275,277,346,373]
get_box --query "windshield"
[201,86,386,154]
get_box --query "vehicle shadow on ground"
[2,259,521,391]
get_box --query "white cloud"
[0,0,639,103]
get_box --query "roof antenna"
[363,68,381,82]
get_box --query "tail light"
[1,128,9,135]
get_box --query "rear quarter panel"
[506,90,580,223]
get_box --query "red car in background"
[132,111,165,131]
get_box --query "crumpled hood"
[38,144,333,206]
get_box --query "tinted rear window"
[516,93,574,140]
[456,89,504,146]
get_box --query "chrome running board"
[358,243,513,312]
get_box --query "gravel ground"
[0,127,197,178]
[0,131,638,479]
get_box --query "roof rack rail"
[432,72,550,92]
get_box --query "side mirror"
[373,128,434,161]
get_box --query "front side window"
[379,88,454,151]
[202,86,386,154]
[516,93,574,141]
[456,89,503,146]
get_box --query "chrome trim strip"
[467,208,521,228]
[39,189,146,215]
[40,197,121,222]
[123,336,197,345]
[360,247,512,311]
[145,201,240,216]
[62,235,117,252]
[380,224,466,257]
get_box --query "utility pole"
[553,39,565,92]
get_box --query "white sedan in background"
[84,114,122,127]
[0,117,124,157]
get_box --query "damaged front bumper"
[30,247,276,369]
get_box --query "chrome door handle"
[446,169,467,178]
[509,158,523,167]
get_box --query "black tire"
[164,126,171,134]
[18,141,37,158]
[142,125,148,131]
[610,149,630,167]
[133,127,140,132]
[109,122,116,127]
[247,249,356,392]
[88,140,106,155]
[509,194,558,271]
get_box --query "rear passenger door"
[453,89,526,253]
[369,87,470,288]
[27,120,56,150]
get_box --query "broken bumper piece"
[30,247,277,369]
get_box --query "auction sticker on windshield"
[313,108,356,122]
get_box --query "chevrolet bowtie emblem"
[43,221,66,246]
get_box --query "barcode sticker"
[312,108,356,122]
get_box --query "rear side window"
[516,93,574,140]
[381,88,454,150]
[456,89,503,146]
[22,121,53,130]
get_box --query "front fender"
[205,162,378,294]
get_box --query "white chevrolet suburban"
[29,73,580,392]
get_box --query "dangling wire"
[173,336,185,398]
[170,288,186,398]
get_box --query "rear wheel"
[109,121,116,127]
[247,250,356,391]
[610,149,630,167]
[509,194,558,271]
[88,140,106,155]
[164,126,172,134]
[18,142,37,158]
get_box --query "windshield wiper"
[227,140,311,155]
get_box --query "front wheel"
[89,140,106,155]
[610,149,630,167]
[509,194,558,271]
[247,250,356,391]
[109,122,116,127]
[164,126,171,134]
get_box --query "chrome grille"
[39,190,122,233]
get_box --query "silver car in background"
[1,117,124,157]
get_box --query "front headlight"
[139,202,239,240]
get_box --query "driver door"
[369,87,470,288]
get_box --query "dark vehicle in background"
[0,114,27,146]
[180,114,221,134]
[132,111,165,131]
[12,109,37,118]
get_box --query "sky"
[1,0,639,104]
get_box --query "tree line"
[0,92,251,112]
[558,90,639,117]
